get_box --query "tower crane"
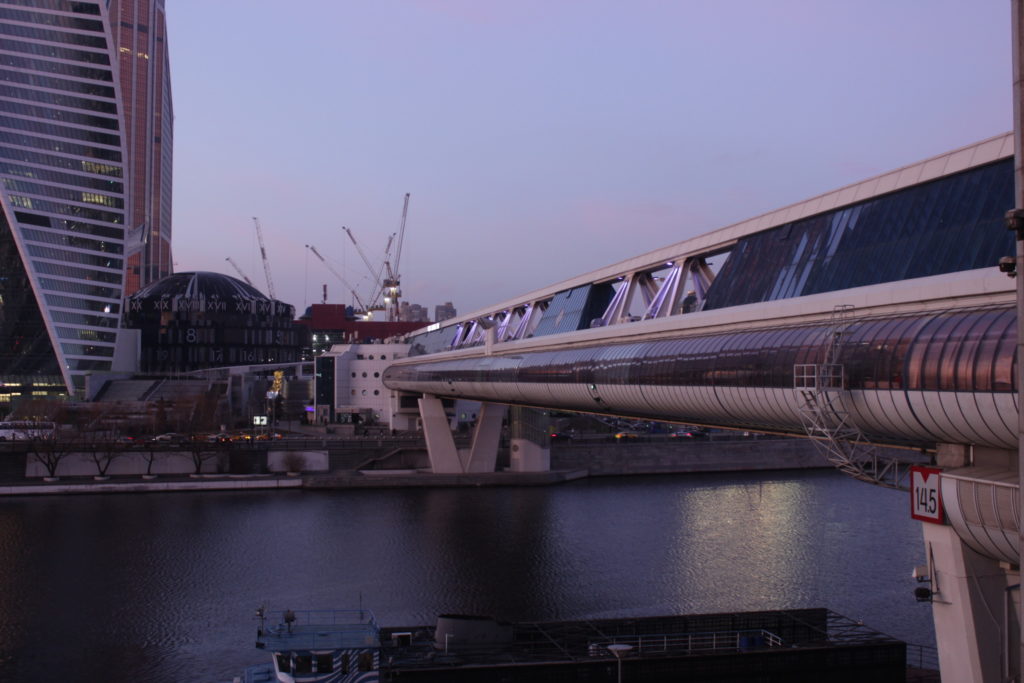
[306,244,370,314]
[252,217,276,300]
[225,257,254,287]
[382,193,410,321]
[340,226,387,314]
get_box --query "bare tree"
[139,442,167,477]
[174,391,225,474]
[13,398,73,479]
[10,397,71,424]
[80,432,127,477]
[184,438,222,475]
[28,431,73,480]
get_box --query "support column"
[507,406,550,472]
[418,394,462,473]
[923,522,1016,682]
[463,402,506,473]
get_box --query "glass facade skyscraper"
[0,0,167,405]
[110,0,171,294]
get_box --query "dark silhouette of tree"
[140,442,166,477]
[178,391,224,474]
[184,438,223,475]
[12,398,72,478]
[154,398,169,434]
[80,433,127,477]
[28,431,72,479]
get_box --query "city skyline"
[166,1,1010,317]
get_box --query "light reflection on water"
[0,469,932,682]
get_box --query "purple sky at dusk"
[166,1,1010,317]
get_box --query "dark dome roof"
[131,271,271,302]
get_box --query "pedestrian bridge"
[384,132,1017,484]
[381,132,1022,682]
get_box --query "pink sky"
[166,0,1010,317]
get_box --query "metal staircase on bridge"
[794,305,913,490]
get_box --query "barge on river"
[237,606,917,682]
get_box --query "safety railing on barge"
[589,627,784,657]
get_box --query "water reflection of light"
[665,477,817,612]
[659,471,920,627]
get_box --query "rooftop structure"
[123,271,301,373]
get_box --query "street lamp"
[607,643,633,683]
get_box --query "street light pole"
[607,643,632,683]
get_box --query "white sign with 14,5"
[910,466,943,524]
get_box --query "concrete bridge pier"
[418,395,508,474]
[418,394,462,473]
[922,521,1018,682]
[508,406,550,472]
[922,443,1021,682]
[464,402,507,473]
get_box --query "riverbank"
[0,437,920,496]
[0,472,304,496]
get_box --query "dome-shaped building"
[124,272,303,373]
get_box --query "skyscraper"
[110,0,172,294]
[0,0,168,405]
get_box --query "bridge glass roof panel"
[703,159,1014,310]
[531,283,614,338]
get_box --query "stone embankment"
[552,437,830,476]
[0,436,920,495]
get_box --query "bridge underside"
[386,301,1018,454]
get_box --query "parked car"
[150,432,184,443]
[672,427,708,439]
[255,432,283,441]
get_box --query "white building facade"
[324,343,419,431]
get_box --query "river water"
[0,469,932,682]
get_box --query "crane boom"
[306,244,369,312]
[252,217,277,299]
[382,193,410,321]
[392,192,410,281]
[341,226,388,309]
[225,257,254,287]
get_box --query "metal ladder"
[794,305,911,490]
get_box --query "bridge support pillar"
[418,394,463,473]
[923,521,1019,683]
[464,403,506,473]
[508,406,550,472]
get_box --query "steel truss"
[794,305,913,490]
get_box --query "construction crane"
[306,244,370,314]
[225,257,254,287]
[381,193,411,321]
[340,226,387,314]
[340,194,411,321]
[252,217,276,300]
